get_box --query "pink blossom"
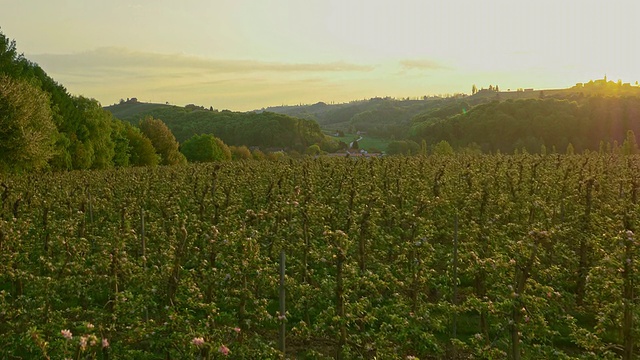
[86,323,94,329]
[102,338,109,348]
[89,335,98,347]
[191,337,205,346]
[60,329,72,340]
[233,327,241,333]
[79,335,88,351]
[219,344,230,355]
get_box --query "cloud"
[31,47,375,76]
[28,47,378,111]
[399,59,451,71]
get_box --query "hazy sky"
[2,0,638,111]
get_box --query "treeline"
[267,96,471,140]
[107,102,340,153]
[0,30,336,174]
[0,31,179,172]
[410,97,640,154]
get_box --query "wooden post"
[279,249,286,356]
[452,211,459,340]
[141,207,148,322]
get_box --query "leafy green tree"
[305,144,322,156]
[432,140,454,155]
[181,134,231,162]
[125,124,158,166]
[252,149,265,160]
[110,119,130,167]
[229,145,252,160]
[0,74,57,172]
[73,96,115,169]
[387,140,420,155]
[139,116,186,165]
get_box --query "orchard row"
[1,154,639,359]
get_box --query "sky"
[1,0,639,111]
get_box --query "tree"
[110,119,130,167]
[432,140,454,155]
[181,134,231,162]
[125,124,158,166]
[305,144,321,156]
[252,149,265,160]
[622,130,638,155]
[0,75,57,172]
[566,142,575,155]
[387,140,420,155]
[72,96,115,169]
[139,116,186,165]
[472,84,478,95]
[229,145,252,160]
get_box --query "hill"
[105,100,339,152]
[264,95,475,140]
[411,95,640,154]
[267,79,640,147]
[264,79,640,154]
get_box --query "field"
[1,154,640,359]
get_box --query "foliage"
[4,154,640,358]
[125,123,159,166]
[0,29,162,172]
[181,134,231,162]
[0,74,57,172]
[387,140,420,155]
[139,116,187,165]
[432,140,454,155]
[229,145,252,160]
[305,144,322,156]
[411,97,640,154]
[106,103,326,152]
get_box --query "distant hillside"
[105,100,339,152]
[105,79,640,156]
[265,95,475,139]
[104,99,175,119]
[411,96,640,154]
[266,79,640,143]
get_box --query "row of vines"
[1,154,640,359]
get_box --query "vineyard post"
[279,249,286,356]
[87,187,93,226]
[622,231,634,360]
[452,211,459,341]
[141,206,148,322]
